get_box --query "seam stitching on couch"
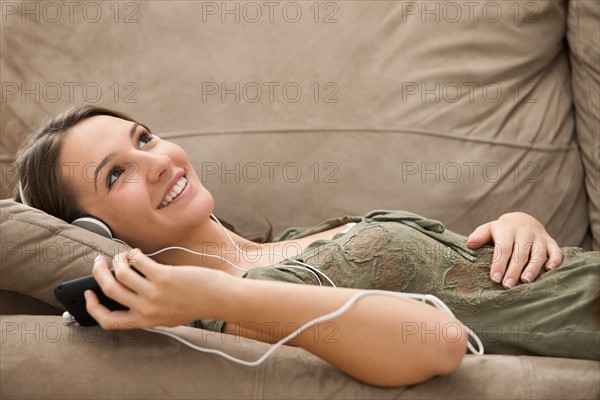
[155,128,577,152]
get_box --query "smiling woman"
[13,105,600,387]
[55,112,218,258]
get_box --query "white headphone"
[70,217,113,238]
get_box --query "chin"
[190,188,215,218]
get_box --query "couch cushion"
[0,200,131,312]
[0,290,61,315]
[1,315,599,399]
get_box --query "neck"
[147,218,267,276]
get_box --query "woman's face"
[60,115,214,250]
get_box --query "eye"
[107,164,125,189]
[138,130,154,149]
[105,130,154,190]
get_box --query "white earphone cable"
[138,214,484,362]
[20,156,484,361]
[145,290,484,366]
[145,245,326,286]
[145,214,336,287]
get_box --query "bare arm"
[86,251,467,387]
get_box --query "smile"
[159,176,188,209]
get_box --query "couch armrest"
[568,0,600,250]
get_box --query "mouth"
[158,175,188,209]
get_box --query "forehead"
[60,116,135,186]
[62,115,134,156]
[65,115,134,141]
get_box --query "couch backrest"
[1,0,596,248]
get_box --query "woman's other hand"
[465,212,563,289]
[85,250,229,329]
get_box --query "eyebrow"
[93,123,140,193]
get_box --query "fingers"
[87,249,168,329]
[490,240,513,283]
[126,249,163,278]
[491,235,532,288]
[501,246,524,289]
[111,250,154,295]
[496,235,549,288]
[483,213,564,289]
[92,255,142,309]
[519,241,545,284]
[486,222,515,283]
[497,239,561,288]
[84,289,138,329]
[466,223,492,249]
[545,240,563,270]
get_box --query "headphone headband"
[71,217,113,239]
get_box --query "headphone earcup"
[72,217,113,239]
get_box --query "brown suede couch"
[1,1,599,398]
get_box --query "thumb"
[466,222,492,249]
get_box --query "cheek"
[165,142,191,163]
[101,186,151,232]
[162,141,201,181]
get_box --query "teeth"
[160,176,187,208]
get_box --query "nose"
[142,152,171,183]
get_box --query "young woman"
[15,105,599,387]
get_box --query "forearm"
[88,256,466,387]
[215,277,467,387]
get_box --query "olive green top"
[196,210,600,360]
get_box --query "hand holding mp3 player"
[54,263,144,326]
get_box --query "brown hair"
[14,105,148,223]
[14,104,272,242]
